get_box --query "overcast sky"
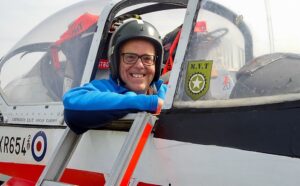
[0,0,83,57]
[1,0,300,58]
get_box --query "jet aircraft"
[0,0,300,185]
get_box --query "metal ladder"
[36,112,157,186]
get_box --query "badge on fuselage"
[185,60,212,100]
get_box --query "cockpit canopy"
[0,0,300,107]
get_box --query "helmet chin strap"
[147,84,157,95]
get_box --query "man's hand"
[154,98,164,115]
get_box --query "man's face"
[119,39,156,93]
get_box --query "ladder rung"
[36,112,156,186]
[105,112,157,186]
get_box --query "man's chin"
[130,86,147,94]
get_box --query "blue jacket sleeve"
[63,81,159,112]
[62,79,167,134]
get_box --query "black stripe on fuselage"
[154,100,300,158]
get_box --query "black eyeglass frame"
[121,53,156,66]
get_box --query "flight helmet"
[108,19,163,84]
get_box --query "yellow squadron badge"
[185,60,213,100]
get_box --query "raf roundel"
[31,131,47,162]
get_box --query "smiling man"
[63,19,167,134]
[119,40,156,93]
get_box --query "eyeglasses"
[121,53,156,66]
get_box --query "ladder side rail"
[36,127,82,186]
[105,112,157,186]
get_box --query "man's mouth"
[130,73,145,78]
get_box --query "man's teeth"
[132,74,144,78]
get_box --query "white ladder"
[36,112,157,186]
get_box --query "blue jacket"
[63,77,167,134]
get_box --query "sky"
[1,0,300,58]
[0,0,83,57]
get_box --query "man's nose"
[133,58,145,68]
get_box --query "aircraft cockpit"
[0,0,300,124]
